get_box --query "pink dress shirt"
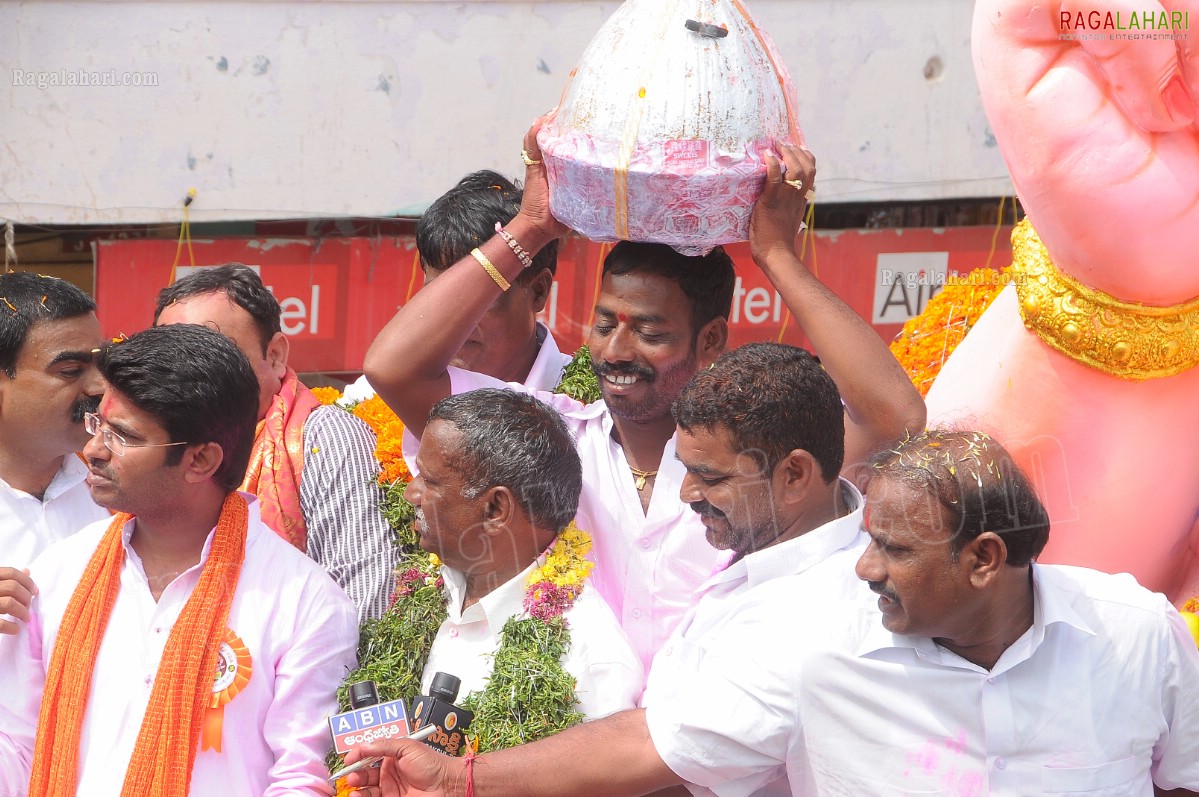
[0,495,358,796]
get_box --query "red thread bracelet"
[463,747,477,797]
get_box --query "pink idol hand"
[972,0,1199,302]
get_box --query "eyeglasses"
[84,412,189,457]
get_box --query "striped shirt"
[301,406,399,622]
[305,325,572,622]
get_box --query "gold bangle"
[1011,220,1199,380]
[471,247,510,292]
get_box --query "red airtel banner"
[95,226,1014,375]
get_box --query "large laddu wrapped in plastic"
[537,0,803,256]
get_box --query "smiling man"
[346,430,1199,797]
[640,430,1199,795]
[364,128,925,669]
[0,272,108,636]
[644,342,866,796]
[658,340,864,644]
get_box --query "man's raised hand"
[748,144,816,267]
[514,116,571,247]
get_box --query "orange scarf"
[29,493,249,797]
[242,366,318,550]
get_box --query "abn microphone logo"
[328,698,412,755]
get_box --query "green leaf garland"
[330,348,601,773]
[553,345,601,405]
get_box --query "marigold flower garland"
[889,269,1009,396]
[328,352,600,790]
[311,386,341,406]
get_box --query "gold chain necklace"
[628,466,658,491]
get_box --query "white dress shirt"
[421,558,644,719]
[646,562,1199,796]
[444,368,731,672]
[645,479,864,797]
[654,478,864,656]
[0,455,108,571]
[0,495,359,797]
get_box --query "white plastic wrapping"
[538,0,803,256]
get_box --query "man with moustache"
[341,342,865,794]
[345,431,1199,797]
[305,169,570,621]
[403,389,642,720]
[364,128,925,668]
[645,341,867,797]
[0,272,107,635]
[644,430,1199,795]
[0,324,357,795]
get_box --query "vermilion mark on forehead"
[863,505,872,529]
[99,395,113,417]
[617,312,628,323]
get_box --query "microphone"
[327,680,414,756]
[410,672,474,757]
